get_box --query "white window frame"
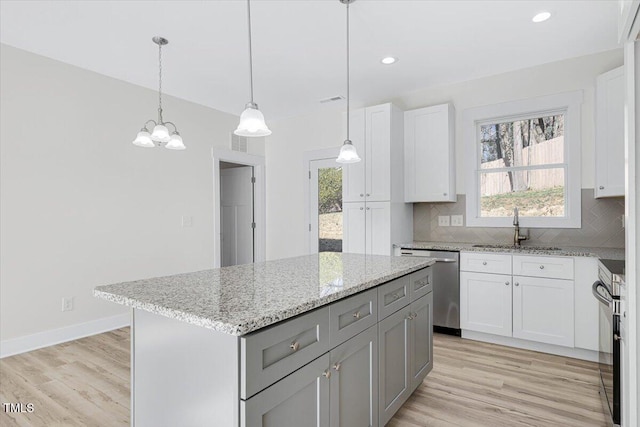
[463,91,583,228]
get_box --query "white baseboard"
[0,312,131,359]
[461,330,599,362]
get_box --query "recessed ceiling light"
[381,57,397,65]
[532,11,551,23]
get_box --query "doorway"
[220,162,254,266]
[212,149,265,268]
[308,157,343,254]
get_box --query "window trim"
[463,91,583,228]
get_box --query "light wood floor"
[0,330,607,427]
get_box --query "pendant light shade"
[132,37,186,150]
[336,0,361,164]
[235,0,271,138]
[235,102,272,137]
[132,129,155,148]
[336,139,360,163]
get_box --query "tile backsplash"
[413,189,625,248]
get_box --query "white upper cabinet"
[343,103,404,203]
[595,66,625,198]
[342,109,366,202]
[404,103,456,202]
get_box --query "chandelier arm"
[143,119,158,130]
[163,121,178,133]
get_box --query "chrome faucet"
[513,207,528,247]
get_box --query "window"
[464,91,583,228]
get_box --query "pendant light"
[235,0,272,137]
[132,36,186,150]
[336,0,361,164]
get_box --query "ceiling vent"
[320,95,345,104]
[230,133,248,153]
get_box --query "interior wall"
[265,49,624,259]
[0,44,262,341]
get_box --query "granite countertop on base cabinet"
[94,253,433,336]
[395,241,625,260]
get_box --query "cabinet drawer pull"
[366,193,370,197]
[482,261,487,266]
[290,342,300,352]
[353,311,362,319]
[539,265,545,270]
[333,362,341,371]
[505,281,510,286]
[392,293,401,300]
[412,312,418,318]
[515,282,520,287]
[599,186,605,190]
[360,193,364,197]
[322,370,331,379]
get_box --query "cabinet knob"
[443,193,447,196]
[412,312,418,318]
[353,311,362,319]
[322,370,331,379]
[599,186,605,190]
[333,362,341,371]
[505,281,510,286]
[515,282,520,287]
[366,207,370,210]
[482,261,487,266]
[366,193,370,197]
[539,265,545,270]
[614,334,622,342]
[360,193,364,197]
[360,207,364,210]
[290,341,300,352]
[392,293,401,300]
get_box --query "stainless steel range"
[592,258,624,427]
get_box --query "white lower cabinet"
[460,252,577,350]
[512,276,574,347]
[460,271,512,337]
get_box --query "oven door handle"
[592,281,613,307]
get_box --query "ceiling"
[0,0,620,121]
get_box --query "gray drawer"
[377,275,410,320]
[409,267,433,301]
[240,306,330,399]
[330,288,378,347]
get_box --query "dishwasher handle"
[432,258,456,263]
[592,281,612,308]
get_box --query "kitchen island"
[95,253,435,427]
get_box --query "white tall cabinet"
[595,66,625,198]
[342,103,412,256]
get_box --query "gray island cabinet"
[94,253,434,427]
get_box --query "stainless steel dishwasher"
[398,248,460,336]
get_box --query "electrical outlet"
[451,215,464,227]
[62,297,74,312]
[182,215,193,228]
[438,216,450,227]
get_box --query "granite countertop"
[395,241,625,260]
[94,253,433,336]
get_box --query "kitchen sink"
[472,244,562,251]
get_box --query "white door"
[220,166,254,266]
[512,275,574,347]
[309,159,343,254]
[365,201,391,256]
[460,271,512,337]
[342,108,366,203]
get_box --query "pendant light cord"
[158,42,163,123]
[247,0,255,105]
[346,1,350,142]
